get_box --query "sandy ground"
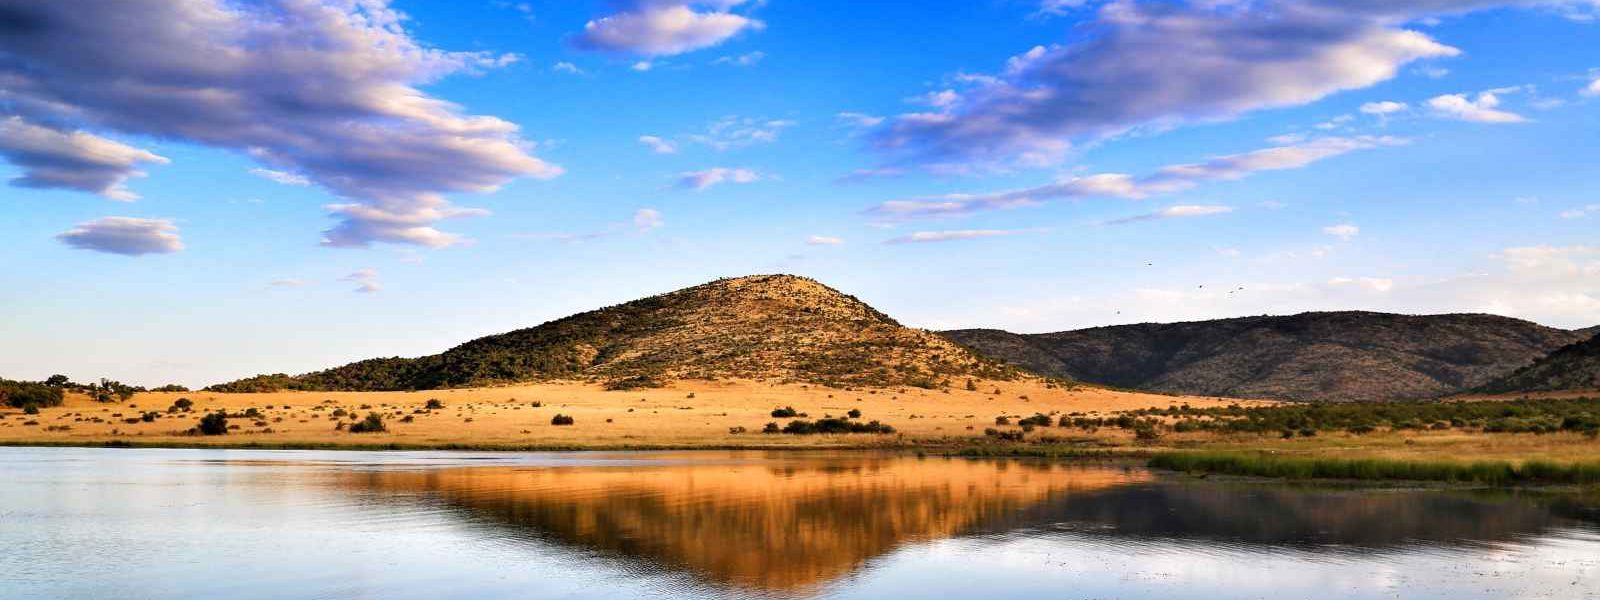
[0,378,1253,449]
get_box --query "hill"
[942,312,1584,402]
[1479,335,1600,393]
[211,275,1016,392]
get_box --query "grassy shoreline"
[1148,450,1600,486]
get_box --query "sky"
[1,0,1598,387]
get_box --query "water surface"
[2,447,1597,599]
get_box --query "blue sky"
[1,0,1597,386]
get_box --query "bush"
[1018,413,1053,428]
[23,404,40,415]
[198,412,228,435]
[1,378,64,409]
[172,398,193,410]
[771,406,799,418]
[348,412,387,433]
[846,408,862,419]
[604,376,662,391]
[781,418,894,435]
[762,422,781,434]
[551,414,575,426]
[425,398,444,410]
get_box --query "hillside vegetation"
[211,275,1016,392]
[1480,335,1600,393]
[944,312,1585,402]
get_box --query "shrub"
[728,426,747,434]
[771,406,799,418]
[23,404,40,415]
[1,378,64,409]
[348,412,387,433]
[1018,413,1053,428]
[551,414,575,426]
[780,418,894,435]
[198,412,228,435]
[846,408,862,419]
[425,398,444,410]
[994,416,1011,426]
[604,376,662,391]
[173,398,193,410]
[762,422,781,434]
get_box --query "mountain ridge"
[942,311,1585,402]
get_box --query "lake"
[2,447,1597,599]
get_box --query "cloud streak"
[0,0,559,248]
[885,229,1044,244]
[56,217,184,255]
[1106,204,1234,225]
[867,136,1402,221]
[677,167,760,190]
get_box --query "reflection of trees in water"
[1003,482,1591,552]
[339,458,1147,593]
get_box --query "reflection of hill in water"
[339,457,1148,592]
[336,456,1597,593]
[1011,483,1591,552]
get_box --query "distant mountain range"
[209,275,1016,392]
[942,312,1591,402]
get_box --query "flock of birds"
[1115,261,1247,316]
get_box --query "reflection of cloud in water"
[337,456,1148,593]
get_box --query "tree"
[44,374,70,388]
[198,412,228,435]
[349,412,387,433]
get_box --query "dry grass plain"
[0,378,1250,450]
[7,379,1600,466]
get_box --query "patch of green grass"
[1149,450,1600,486]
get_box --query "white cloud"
[1323,224,1361,241]
[638,135,679,154]
[573,1,763,56]
[0,0,558,248]
[806,235,845,246]
[56,217,183,256]
[713,51,765,66]
[633,208,664,232]
[631,60,654,72]
[836,112,886,128]
[870,1,1461,170]
[1560,204,1600,219]
[552,61,584,75]
[686,116,795,150]
[1036,0,1092,17]
[1584,75,1600,97]
[342,268,381,294]
[269,278,306,287]
[1107,204,1234,225]
[677,167,761,190]
[0,117,168,201]
[867,136,1401,221]
[1360,101,1409,115]
[1328,276,1395,292]
[1426,90,1528,123]
[248,168,310,186]
[885,229,1043,244]
[834,167,905,184]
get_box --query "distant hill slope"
[211,275,1016,392]
[942,312,1584,402]
[1479,335,1600,393]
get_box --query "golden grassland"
[0,378,1246,449]
[5,379,1600,468]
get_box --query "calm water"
[2,448,1598,599]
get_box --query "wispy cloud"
[342,269,381,294]
[885,228,1044,244]
[248,168,310,186]
[56,217,184,256]
[677,167,761,190]
[1323,224,1361,241]
[713,51,765,66]
[638,135,678,154]
[1106,204,1234,225]
[867,136,1402,221]
[806,235,845,246]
